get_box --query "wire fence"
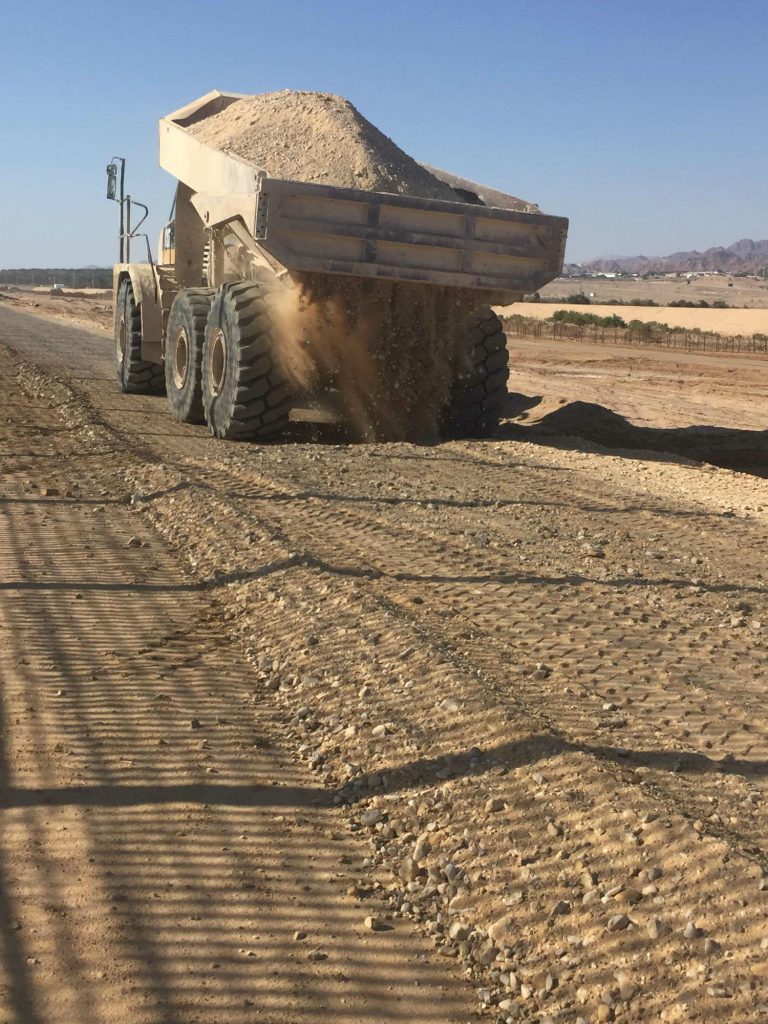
[502,314,768,356]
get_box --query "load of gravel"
[187,89,532,440]
[187,90,461,201]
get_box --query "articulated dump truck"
[107,90,568,441]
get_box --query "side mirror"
[106,163,117,201]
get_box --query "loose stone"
[551,900,572,916]
[607,914,631,932]
[360,808,383,827]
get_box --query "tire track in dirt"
[130,478,767,1023]
[135,443,768,791]
[0,343,475,1024]
[4,310,768,1021]
[16,349,768,868]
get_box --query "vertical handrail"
[108,156,127,262]
[118,160,125,262]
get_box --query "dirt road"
[1,305,767,1023]
[0,310,473,1023]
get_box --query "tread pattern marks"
[442,310,509,439]
[187,449,768,776]
[115,278,165,395]
[183,450,768,857]
[165,288,214,423]
[203,281,293,441]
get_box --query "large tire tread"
[202,280,294,441]
[164,287,215,423]
[115,278,164,394]
[441,310,509,439]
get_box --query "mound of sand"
[187,90,459,200]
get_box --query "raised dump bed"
[159,91,568,301]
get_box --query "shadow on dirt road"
[501,394,768,476]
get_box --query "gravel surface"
[2,305,767,1023]
[0,337,473,1024]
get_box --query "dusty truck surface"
[106,90,568,440]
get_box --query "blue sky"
[1,0,766,266]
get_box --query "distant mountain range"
[567,239,768,276]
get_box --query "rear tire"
[202,280,293,441]
[440,309,509,439]
[114,278,164,394]
[165,287,214,423]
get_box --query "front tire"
[114,278,164,394]
[165,288,214,423]
[440,309,509,438]
[202,281,294,441]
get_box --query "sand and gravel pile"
[187,90,460,200]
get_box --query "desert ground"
[0,286,113,333]
[538,274,768,310]
[1,298,767,1024]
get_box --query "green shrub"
[552,310,627,328]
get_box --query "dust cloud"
[270,273,484,441]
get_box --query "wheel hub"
[210,328,227,397]
[172,326,189,389]
[117,313,126,364]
